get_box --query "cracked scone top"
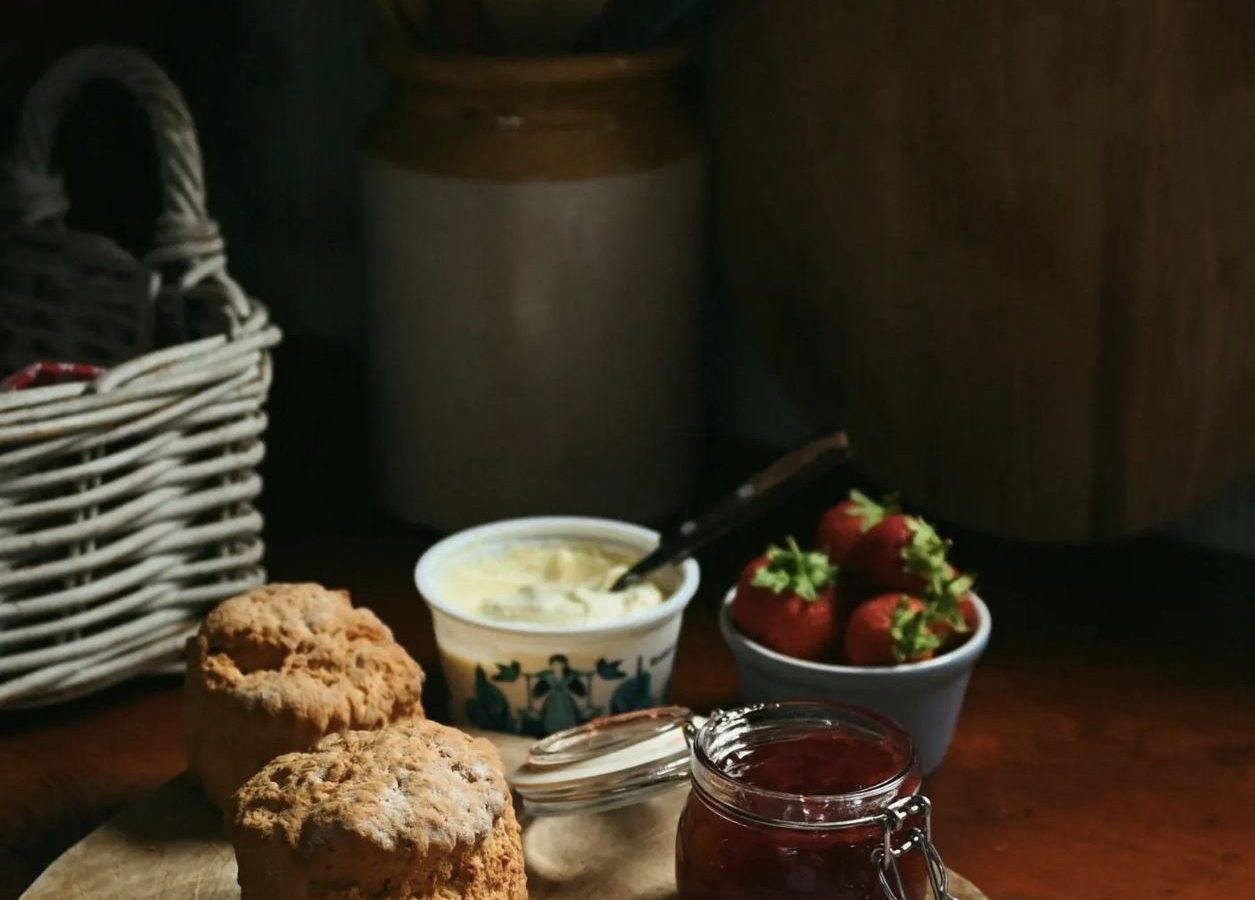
[184,583,426,808]
[229,719,527,900]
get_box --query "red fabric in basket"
[0,361,106,392]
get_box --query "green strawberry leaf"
[931,603,967,631]
[847,490,886,529]
[948,573,975,596]
[845,489,902,530]
[890,596,942,661]
[922,570,976,633]
[751,536,838,602]
[902,516,951,580]
[751,565,793,595]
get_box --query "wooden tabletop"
[2,500,1253,899]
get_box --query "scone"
[184,582,425,808]
[228,719,528,900]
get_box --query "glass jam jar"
[676,701,945,900]
[512,702,956,900]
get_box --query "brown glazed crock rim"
[371,37,689,87]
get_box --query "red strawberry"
[844,513,950,594]
[959,594,979,630]
[814,490,896,564]
[731,538,840,661]
[946,595,980,646]
[844,593,941,666]
[928,573,980,647]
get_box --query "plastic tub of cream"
[415,516,701,737]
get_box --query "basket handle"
[3,45,252,319]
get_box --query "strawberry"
[814,490,897,564]
[843,593,941,666]
[731,538,840,661]
[844,513,950,594]
[928,572,980,647]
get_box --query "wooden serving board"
[22,732,987,899]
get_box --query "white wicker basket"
[0,46,281,708]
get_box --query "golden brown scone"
[228,719,527,900]
[184,583,425,808]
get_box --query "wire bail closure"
[872,795,957,900]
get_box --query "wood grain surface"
[20,740,985,900]
[3,497,1254,898]
[709,2,1255,540]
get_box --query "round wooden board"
[22,732,988,899]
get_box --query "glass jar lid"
[510,706,702,816]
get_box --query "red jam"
[719,730,905,795]
[675,703,930,900]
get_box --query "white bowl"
[720,589,992,773]
[415,516,701,737]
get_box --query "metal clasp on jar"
[872,795,957,900]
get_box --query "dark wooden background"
[711,2,1255,542]
[9,2,1255,543]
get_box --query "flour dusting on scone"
[184,583,426,808]
[228,719,527,900]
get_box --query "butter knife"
[610,430,851,590]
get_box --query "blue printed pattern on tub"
[467,648,675,736]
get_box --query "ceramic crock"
[363,42,703,531]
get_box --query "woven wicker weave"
[0,46,281,708]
